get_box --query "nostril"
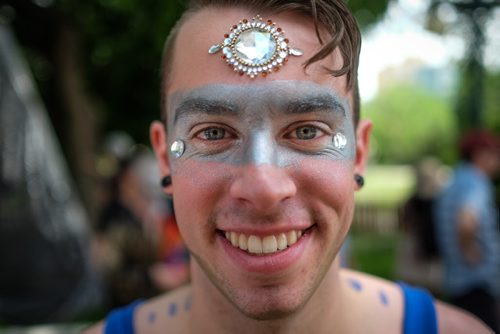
[229,164,296,211]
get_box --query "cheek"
[295,158,354,200]
[170,160,232,236]
[295,158,355,227]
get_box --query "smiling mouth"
[222,229,308,255]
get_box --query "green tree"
[364,84,458,165]
[484,70,500,132]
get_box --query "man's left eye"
[293,126,318,140]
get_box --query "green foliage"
[363,84,458,165]
[350,231,399,280]
[56,0,187,143]
[348,0,392,29]
[484,70,500,133]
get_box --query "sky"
[358,0,500,101]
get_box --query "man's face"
[152,7,370,319]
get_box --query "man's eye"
[294,126,318,140]
[202,127,226,140]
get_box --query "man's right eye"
[199,127,227,140]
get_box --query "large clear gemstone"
[234,29,276,65]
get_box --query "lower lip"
[218,230,312,274]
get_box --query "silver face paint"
[166,81,356,171]
[170,140,185,158]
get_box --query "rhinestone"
[333,133,347,150]
[208,16,304,78]
[234,29,277,65]
[170,140,185,158]
[208,44,221,54]
[289,48,304,56]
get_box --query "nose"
[229,164,297,212]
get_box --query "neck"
[187,258,347,334]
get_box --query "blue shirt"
[434,162,500,296]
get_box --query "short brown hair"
[160,0,361,125]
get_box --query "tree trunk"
[55,22,100,222]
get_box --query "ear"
[354,119,372,189]
[150,121,172,193]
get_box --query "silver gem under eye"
[333,133,347,150]
[208,15,303,78]
[170,140,185,158]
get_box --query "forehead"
[167,6,350,99]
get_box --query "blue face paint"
[166,81,355,173]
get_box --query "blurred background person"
[397,157,448,296]
[93,136,189,310]
[434,129,500,333]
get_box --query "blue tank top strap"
[398,282,438,334]
[104,300,144,334]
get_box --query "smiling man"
[85,0,493,333]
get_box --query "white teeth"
[248,235,263,254]
[277,233,287,250]
[230,232,239,247]
[286,231,297,245]
[238,234,248,251]
[224,230,304,255]
[262,235,278,253]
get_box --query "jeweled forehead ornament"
[208,15,304,78]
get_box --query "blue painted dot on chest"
[148,311,156,323]
[379,290,389,306]
[168,302,178,317]
[347,278,363,292]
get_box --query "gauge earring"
[355,174,364,188]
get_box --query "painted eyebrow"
[174,97,239,124]
[284,94,346,117]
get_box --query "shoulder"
[435,301,494,334]
[82,285,192,334]
[341,270,494,334]
[339,269,404,333]
[340,269,404,301]
[134,284,192,334]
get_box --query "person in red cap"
[435,129,500,333]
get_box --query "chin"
[229,283,313,321]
